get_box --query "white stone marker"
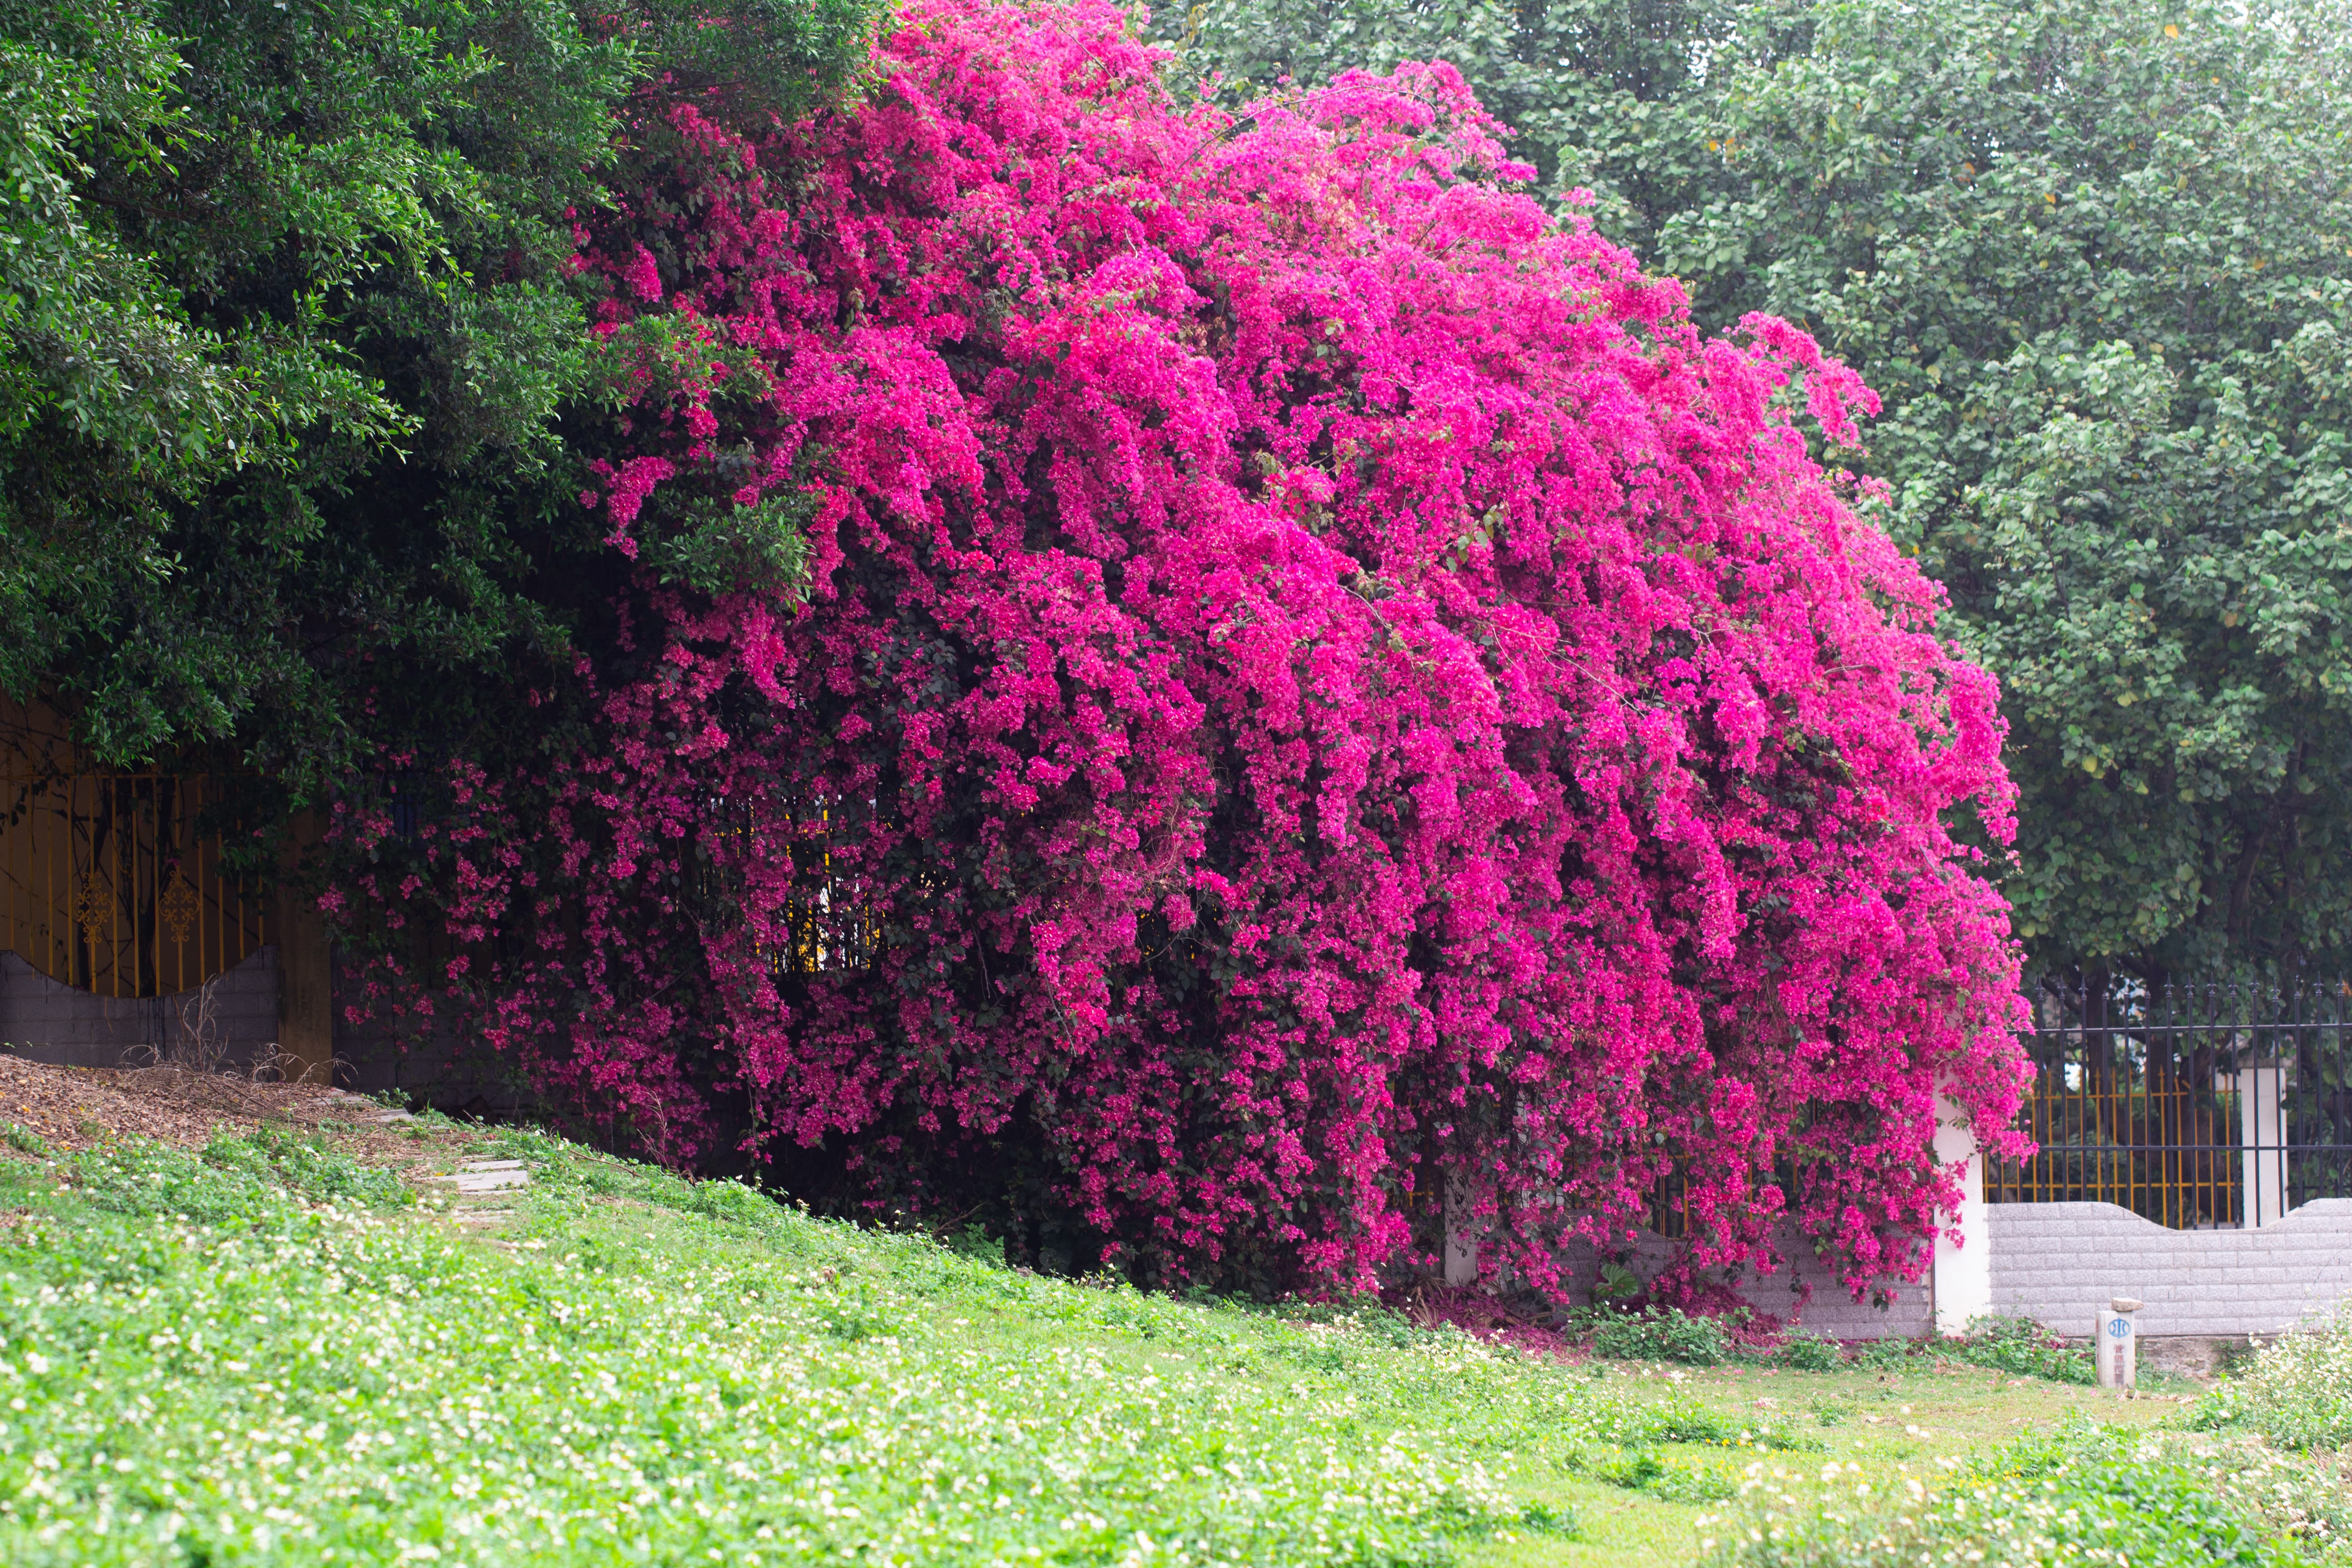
[2095,1296,2141,1391]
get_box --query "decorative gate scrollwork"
[0,772,271,998]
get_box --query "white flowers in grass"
[0,1141,1556,1566]
[1700,1419,2348,1568]
[2195,1303,2352,1453]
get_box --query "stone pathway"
[320,1086,420,1129]
[313,1091,534,1230]
[430,1157,532,1226]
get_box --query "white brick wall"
[0,947,279,1069]
[1988,1200,2352,1338]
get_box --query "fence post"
[1933,1088,1991,1336]
[274,811,335,1084]
[2234,1060,2288,1227]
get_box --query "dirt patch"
[0,1052,481,1178]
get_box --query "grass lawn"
[1471,1361,2184,1567]
[1,1084,2344,1566]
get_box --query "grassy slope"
[1494,1362,2174,1567]
[0,1115,2337,1566]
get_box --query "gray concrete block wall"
[1780,1251,1935,1341]
[0,946,279,1069]
[1546,1201,2350,1343]
[1558,1223,1936,1340]
[1989,1200,2352,1338]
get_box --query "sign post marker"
[2096,1297,2141,1393]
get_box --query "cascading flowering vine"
[333,0,2033,1302]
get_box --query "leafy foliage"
[333,0,2029,1303]
[1945,1314,2095,1386]
[1163,0,1749,255]
[1705,1421,2319,1567]
[1589,1306,1735,1367]
[2193,1304,2352,1451]
[1674,0,2352,976]
[0,1123,52,1157]
[0,0,877,777]
[193,1125,416,1210]
[1767,1331,1842,1373]
[1171,0,2352,977]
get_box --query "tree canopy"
[0,0,877,781]
[1170,0,2352,979]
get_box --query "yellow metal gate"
[0,772,270,998]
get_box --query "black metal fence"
[1985,975,2352,1229]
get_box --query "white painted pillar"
[1932,1092,1991,1337]
[2234,1063,2289,1227]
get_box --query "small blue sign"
[2107,1317,2133,1339]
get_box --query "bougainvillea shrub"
[329,0,2031,1301]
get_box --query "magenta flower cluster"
[333,0,2030,1302]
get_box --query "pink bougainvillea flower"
[330,0,2030,1307]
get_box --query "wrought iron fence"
[1985,975,2352,1228]
[0,772,271,998]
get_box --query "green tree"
[1162,0,1752,254]
[0,0,876,783]
[1169,0,2352,978]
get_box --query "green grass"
[0,1122,2341,1566]
[2193,1305,2352,1453]
[1699,1419,2352,1567]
